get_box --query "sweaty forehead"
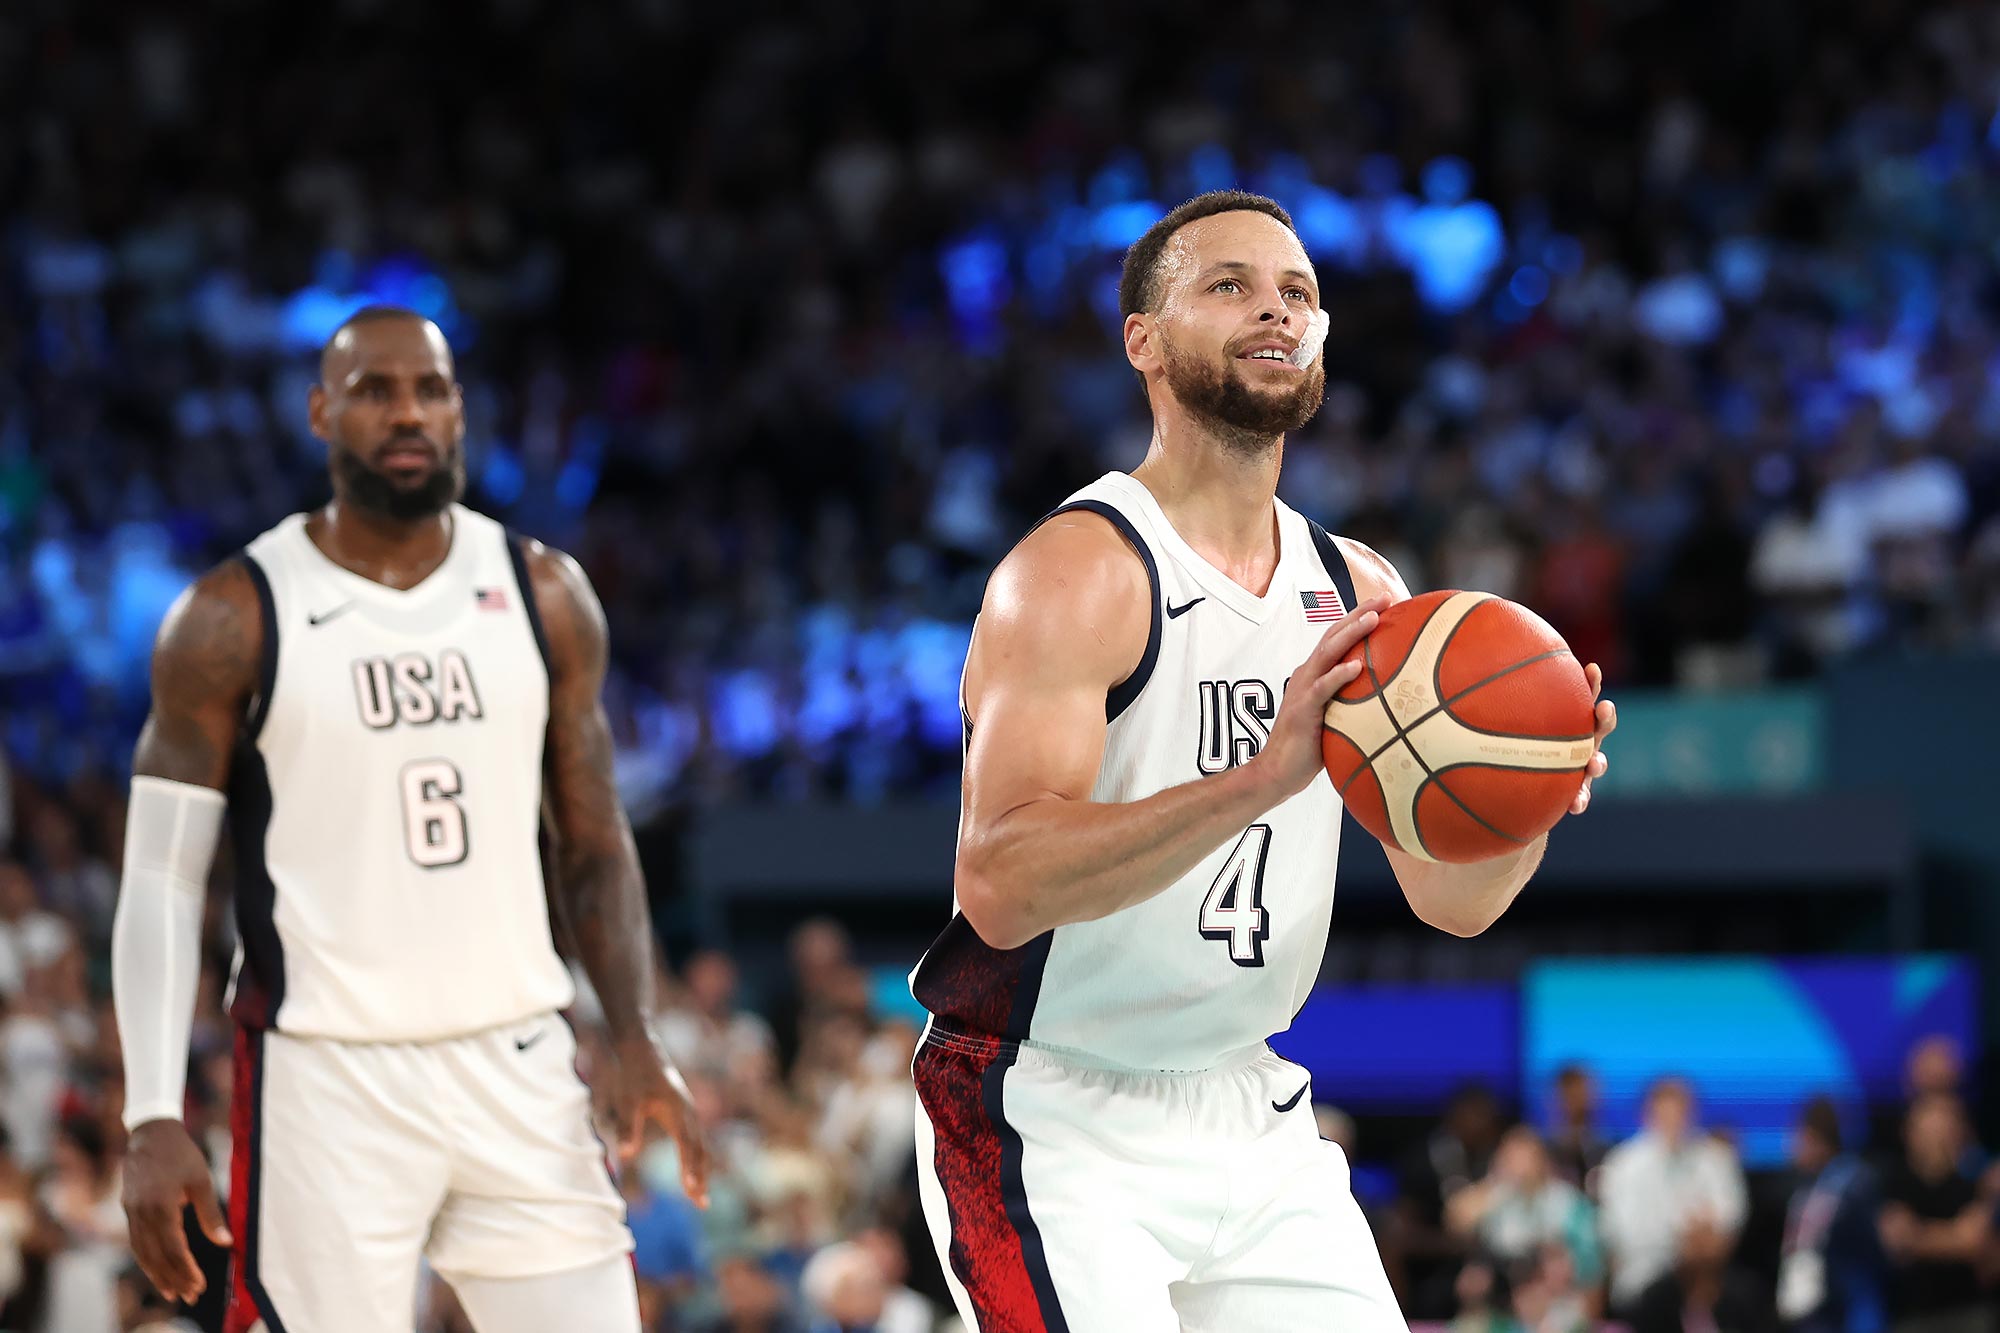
[321,319,455,386]
[1158,211,1315,294]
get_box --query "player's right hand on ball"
[1251,595,1387,801]
[122,1118,231,1305]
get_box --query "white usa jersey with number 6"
[911,471,1357,1072]
[227,505,574,1042]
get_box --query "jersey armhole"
[503,530,554,676]
[1030,500,1162,723]
[1305,520,1360,615]
[237,552,279,742]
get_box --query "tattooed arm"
[525,540,709,1205]
[118,562,262,1301]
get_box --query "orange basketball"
[1321,590,1595,864]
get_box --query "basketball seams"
[1339,593,1452,703]
[1414,770,1532,850]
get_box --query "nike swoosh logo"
[515,1030,546,1052]
[306,603,355,627]
[1166,597,1206,619]
[1272,1081,1310,1114]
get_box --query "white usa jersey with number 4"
[911,471,1356,1072]
[226,505,574,1042]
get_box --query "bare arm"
[1340,538,1613,938]
[119,561,261,1304]
[131,561,262,787]
[526,543,653,1044]
[955,514,1383,950]
[524,540,708,1201]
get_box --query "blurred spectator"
[38,1116,126,1333]
[658,950,778,1082]
[1779,1096,1886,1333]
[852,1227,939,1333]
[1629,1211,1776,1333]
[1600,1077,1749,1314]
[698,1253,806,1333]
[1878,1094,1993,1333]
[1446,1126,1603,1298]
[1545,1065,1608,1195]
[1396,1083,1505,1314]
[0,861,75,1000]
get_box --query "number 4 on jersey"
[1200,824,1272,966]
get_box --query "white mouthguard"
[1290,307,1331,370]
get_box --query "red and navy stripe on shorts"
[225,1027,287,1333]
[916,1025,1068,1333]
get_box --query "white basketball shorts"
[224,1014,633,1333]
[913,1022,1406,1332]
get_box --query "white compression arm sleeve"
[113,776,226,1131]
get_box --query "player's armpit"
[133,558,265,790]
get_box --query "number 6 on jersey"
[401,758,468,868]
[1200,824,1272,966]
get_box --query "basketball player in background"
[111,307,707,1333]
[910,192,1617,1330]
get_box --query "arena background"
[3,0,1999,1328]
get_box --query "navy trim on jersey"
[1042,500,1161,723]
[226,745,286,1029]
[227,551,287,1031]
[985,1046,1071,1332]
[504,531,553,676]
[1305,520,1359,614]
[239,554,278,741]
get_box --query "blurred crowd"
[7,0,2000,810]
[0,775,1993,1331]
[0,776,958,1332]
[1375,1039,2000,1333]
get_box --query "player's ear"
[306,383,331,444]
[1124,312,1160,376]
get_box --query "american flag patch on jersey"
[473,587,509,612]
[1300,589,1346,622]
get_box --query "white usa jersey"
[226,505,574,1042]
[912,472,1357,1072]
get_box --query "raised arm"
[118,560,264,1303]
[523,540,708,1205]
[953,512,1385,950]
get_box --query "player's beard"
[1161,334,1326,457]
[334,439,466,521]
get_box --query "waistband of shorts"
[921,1017,1271,1078]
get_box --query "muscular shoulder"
[1333,534,1413,605]
[151,558,266,710]
[975,510,1152,693]
[518,538,607,683]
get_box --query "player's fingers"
[1585,661,1603,701]
[189,1174,234,1248]
[1309,657,1366,704]
[676,1120,712,1209]
[1588,750,1609,780]
[1571,778,1591,816]
[150,1216,205,1301]
[1595,699,1617,739]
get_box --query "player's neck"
[1131,415,1284,570]
[310,501,455,590]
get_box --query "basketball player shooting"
[909,193,1616,1330]
[110,308,707,1333]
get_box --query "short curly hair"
[1117,191,1298,318]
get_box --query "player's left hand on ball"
[610,1035,711,1209]
[1569,663,1616,816]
